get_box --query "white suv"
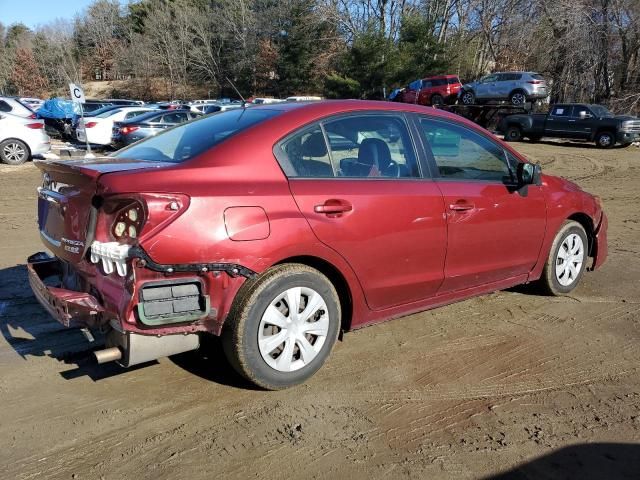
[0,96,37,118]
[0,112,51,165]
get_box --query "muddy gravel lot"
[1,141,639,479]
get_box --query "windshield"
[113,108,281,163]
[590,105,613,117]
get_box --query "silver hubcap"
[258,287,330,372]
[599,135,612,146]
[512,93,526,105]
[555,234,584,286]
[3,142,26,162]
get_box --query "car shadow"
[0,264,154,381]
[169,334,262,391]
[485,443,640,479]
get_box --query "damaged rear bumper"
[27,253,106,328]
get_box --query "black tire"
[509,90,527,106]
[504,126,523,142]
[460,90,475,105]
[537,221,589,296]
[0,139,30,165]
[595,131,615,149]
[222,264,341,390]
[431,94,444,106]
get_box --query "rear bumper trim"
[129,246,257,279]
[27,253,106,328]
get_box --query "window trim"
[412,114,518,185]
[273,111,427,181]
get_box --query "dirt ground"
[1,140,639,480]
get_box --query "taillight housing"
[120,126,139,135]
[528,80,543,84]
[95,193,190,244]
[26,122,44,129]
[85,122,98,128]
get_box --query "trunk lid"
[35,158,168,263]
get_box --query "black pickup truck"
[499,103,640,148]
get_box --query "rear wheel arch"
[274,255,353,332]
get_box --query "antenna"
[225,77,247,107]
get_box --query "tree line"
[1,0,639,112]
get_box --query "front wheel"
[460,90,475,105]
[0,139,30,165]
[222,264,341,390]
[537,221,588,296]
[595,131,615,148]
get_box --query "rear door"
[546,105,574,137]
[278,112,447,310]
[415,116,546,292]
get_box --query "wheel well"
[509,89,527,98]
[275,256,353,331]
[567,213,595,255]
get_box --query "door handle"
[449,202,475,212]
[314,200,352,215]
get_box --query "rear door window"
[280,125,335,178]
[162,112,188,123]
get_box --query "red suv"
[397,75,462,105]
[29,100,607,389]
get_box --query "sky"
[0,0,97,29]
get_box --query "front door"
[416,116,546,292]
[278,113,448,310]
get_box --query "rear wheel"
[510,90,527,106]
[537,221,588,296]
[504,126,523,142]
[222,264,341,390]
[0,139,30,165]
[595,131,615,148]
[431,94,444,106]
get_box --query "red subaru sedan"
[29,100,607,389]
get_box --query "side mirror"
[517,162,542,186]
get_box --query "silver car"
[459,72,548,106]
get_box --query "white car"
[76,106,154,145]
[0,96,37,118]
[0,112,50,165]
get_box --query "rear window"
[113,108,281,163]
[530,74,545,80]
[0,100,11,112]
[447,77,460,84]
